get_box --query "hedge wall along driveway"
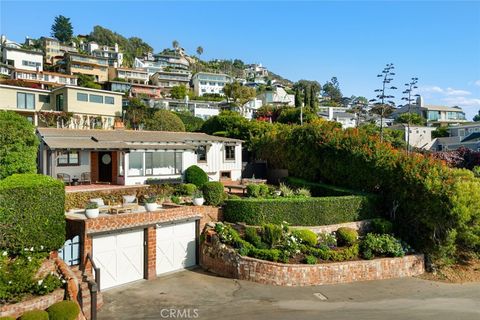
[0,174,65,253]
[223,196,379,226]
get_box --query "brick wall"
[200,241,425,286]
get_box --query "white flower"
[28,256,32,261]
[2,251,7,256]
[24,248,28,251]
[38,279,43,285]
[8,281,12,284]
[30,247,34,251]
[61,280,66,284]
[40,245,44,250]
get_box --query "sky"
[1,0,479,119]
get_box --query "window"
[196,146,207,162]
[459,129,465,137]
[89,94,103,103]
[22,60,41,68]
[39,95,50,103]
[57,151,80,166]
[77,93,88,102]
[104,96,114,104]
[225,145,235,161]
[55,94,64,111]
[17,92,35,109]
[128,152,144,176]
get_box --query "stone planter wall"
[200,240,425,286]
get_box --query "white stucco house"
[36,128,242,185]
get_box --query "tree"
[369,63,397,141]
[51,15,73,43]
[432,126,449,138]
[349,96,369,127]
[401,77,419,153]
[394,113,426,126]
[277,108,317,125]
[322,77,342,106]
[172,40,179,51]
[174,111,205,132]
[473,111,480,122]
[0,111,39,180]
[196,46,204,56]
[77,74,101,89]
[223,81,256,116]
[293,80,321,110]
[145,110,185,132]
[294,88,302,108]
[170,85,188,99]
[124,98,150,130]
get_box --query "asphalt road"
[98,269,480,320]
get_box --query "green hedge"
[184,165,208,187]
[47,300,80,320]
[284,177,364,197]
[223,196,378,226]
[0,174,65,252]
[202,181,224,206]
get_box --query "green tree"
[473,111,480,122]
[432,126,449,138]
[51,15,73,43]
[0,111,39,180]
[145,110,185,132]
[172,40,179,51]
[124,98,150,129]
[294,88,302,107]
[174,111,205,132]
[394,113,426,126]
[322,77,343,106]
[277,108,317,125]
[223,81,256,115]
[77,74,101,89]
[170,85,188,99]
[196,46,204,56]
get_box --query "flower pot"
[85,208,99,219]
[145,202,158,212]
[193,197,204,206]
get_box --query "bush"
[174,111,205,132]
[184,165,208,187]
[302,243,360,262]
[202,182,224,206]
[360,233,405,260]
[291,229,318,246]
[176,183,197,196]
[261,224,283,248]
[279,183,295,197]
[224,196,379,226]
[31,274,63,296]
[19,310,49,320]
[318,232,337,247]
[47,300,80,320]
[0,317,15,320]
[246,184,260,198]
[144,109,186,132]
[0,174,65,253]
[258,184,269,197]
[295,188,311,197]
[369,218,394,234]
[247,248,281,262]
[245,227,262,247]
[304,255,318,265]
[336,227,358,247]
[0,111,39,180]
[284,177,362,197]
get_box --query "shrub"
[284,177,365,197]
[19,310,49,320]
[0,174,65,253]
[246,184,261,198]
[258,184,269,197]
[291,229,318,246]
[360,233,405,260]
[170,195,181,204]
[369,218,394,234]
[176,183,197,196]
[0,317,15,320]
[245,227,262,248]
[279,183,295,197]
[304,255,318,265]
[224,196,379,226]
[261,224,283,248]
[31,274,63,295]
[0,111,39,180]
[227,194,241,200]
[47,300,80,320]
[247,248,281,262]
[202,182,224,206]
[295,188,311,197]
[144,109,186,132]
[473,166,480,178]
[302,243,360,262]
[318,232,337,247]
[184,165,208,187]
[336,227,358,247]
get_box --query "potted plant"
[144,195,158,212]
[192,190,204,206]
[85,202,99,219]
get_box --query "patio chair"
[80,172,91,184]
[57,173,71,185]
[89,198,111,214]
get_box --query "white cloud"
[444,88,471,96]
[418,86,471,96]
[474,80,480,87]
[442,96,480,107]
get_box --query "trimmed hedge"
[223,196,378,226]
[47,300,80,320]
[184,165,208,187]
[0,174,65,252]
[284,177,364,197]
[19,310,49,320]
[202,182,224,206]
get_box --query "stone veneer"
[200,240,425,286]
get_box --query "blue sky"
[1,0,479,119]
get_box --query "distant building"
[151,97,222,120]
[134,53,189,76]
[108,67,149,85]
[130,83,162,99]
[245,63,268,84]
[430,123,480,151]
[319,107,356,129]
[389,124,436,150]
[62,52,109,83]
[41,37,77,65]
[1,45,43,72]
[11,68,78,89]
[150,69,191,90]
[257,86,294,106]
[87,42,123,67]
[191,72,232,96]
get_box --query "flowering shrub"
[360,233,405,260]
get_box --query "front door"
[98,151,113,183]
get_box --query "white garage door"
[156,221,197,275]
[93,229,144,290]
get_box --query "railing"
[82,253,100,320]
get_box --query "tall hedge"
[284,177,363,197]
[0,111,39,180]
[223,196,379,226]
[184,165,208,187]
[0,174,65,252]
[256,122,480,265]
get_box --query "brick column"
[145,227,156,280]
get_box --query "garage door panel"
[93,230,144,290]
[156,221,197,275]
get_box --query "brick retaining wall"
[200,241,425,286]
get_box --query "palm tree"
[172,40,179,51]
[196,46,204,56]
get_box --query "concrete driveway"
[98,268,480,320]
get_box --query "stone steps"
[70,266,103,320]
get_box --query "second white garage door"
[92,229,144,290]
[156,221,197,275]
